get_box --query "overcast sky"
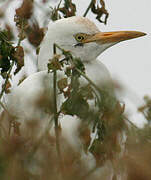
[2,0,151,126]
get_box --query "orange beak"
[82,31,146,44]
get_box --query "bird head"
[38,16,146,70]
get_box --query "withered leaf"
[15,0,33,19]
[13,46,24,75]
[47,55,62,71]
[50,0,76,21]
[58,0,76,18]
[25,22,44,47]
[57,78,68,91]
[91,0,109,25]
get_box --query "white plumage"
[4,16,145,144]
[1,16,146,179]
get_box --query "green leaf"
[79,84,94,100]
[61,93,89,119]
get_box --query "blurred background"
[0,0,150,126]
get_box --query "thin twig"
[124,116,139,129]
[75,67,101,92]
[58,0,63,8]
[53,43,64,180]
[83,0,93,17]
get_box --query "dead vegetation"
[0,1,150,180]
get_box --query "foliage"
[0,31,15,74]
[0,1,150,180]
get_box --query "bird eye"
[74,33,86,42]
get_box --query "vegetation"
[0,0,150,179]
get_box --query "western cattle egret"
[1,16,146,178]
[3,16,146,142]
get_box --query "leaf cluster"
[50,0,109,25]
[48,44,126,164]
[50,0,76,21]
[0,31,25,76]
[91,0,109,24]
[0,31,15,74]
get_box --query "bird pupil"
[78,36,83,40]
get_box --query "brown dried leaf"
[57,78,68,92]
[51,0,76,20]
[48,55,62,71]
[25,22,44,47]
[58,0,76,18]
[15,0,33,19]
[91,0,109,24]
[13,46,24,74]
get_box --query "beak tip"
[139,31,147,37]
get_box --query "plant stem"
[75,67,100,92]
[53,44,58,127]
[124,116,139,129]
[53,43,64,179]
[54,43,140,131]
[83,0,93,17]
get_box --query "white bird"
[2,16,145,142]
[1,16,146,179]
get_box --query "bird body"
[5,59,112,140]
[1,16,146,178]
[3,16,146,142]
